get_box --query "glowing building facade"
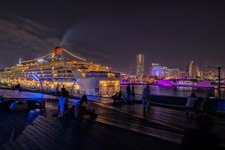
[136,53,144,80]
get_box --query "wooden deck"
[0,90,225,149]
[1,110,180,150]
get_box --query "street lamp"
[218,67,221,111]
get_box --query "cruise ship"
[0,47,120,97]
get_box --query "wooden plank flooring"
[0,101,181,150]
[1,115,180,150]
[0,90,225,150]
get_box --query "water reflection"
[121,85,225,99]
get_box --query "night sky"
[0,0,225,73]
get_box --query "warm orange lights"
[108,73,115,78]
[99,80,120,87]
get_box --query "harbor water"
[121,85,225,100]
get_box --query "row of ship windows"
[3,74,75,78]
[3,74,120,78]
[21,78,76,81]
[86,74,120,78]
[24,71,72,74]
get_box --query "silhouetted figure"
[15,83,22,92]
[79,94,97,119]
[80,94,89,116]
[201,93,215,115]
[112,91,123,105]
[118,90,122,97]
[117,90,123,104]
[112,92,118,104]
[0,94,4,103]
[131,86,135,105]
[0,94,4,109]
[126,84,131,104]
[61,85,66,94]
[181,114,221,150]
[194,97,204,115]
[142,85,151,113]
[58,87,69,118]
[55,84,60,96]
[185,92,197,119]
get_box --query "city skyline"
[0,0,225,73]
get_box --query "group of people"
[57,85,97,119]
[112,91,123,105]
[126,85,136,105]
[79,94,97,119]
[111,84,151,113]
[185,92,216,119]
[112,85,136,105]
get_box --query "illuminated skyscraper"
[136,53,144,79]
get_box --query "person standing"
[0,94,4,109]
[185,92,197,119]
[130,86,135,111]
[200,93,215,115]
[0,94,4,103]
[131,86,135,105]
[58,87,68,118]
[126,84,131,104]
[61,85,66,94]
[55,84,60,96]
[142,85,151,113]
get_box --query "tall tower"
[136,53,144,80]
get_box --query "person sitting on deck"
[14,83,22,92]
[112,92,118,104]
[112,91,123,105]
[79,94,97,119]
[79,94,89,115]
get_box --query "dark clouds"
[0,1,225,73]
[0,17,60,68]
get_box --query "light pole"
[218,67,221,111]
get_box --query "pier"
[0,89,225,149]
